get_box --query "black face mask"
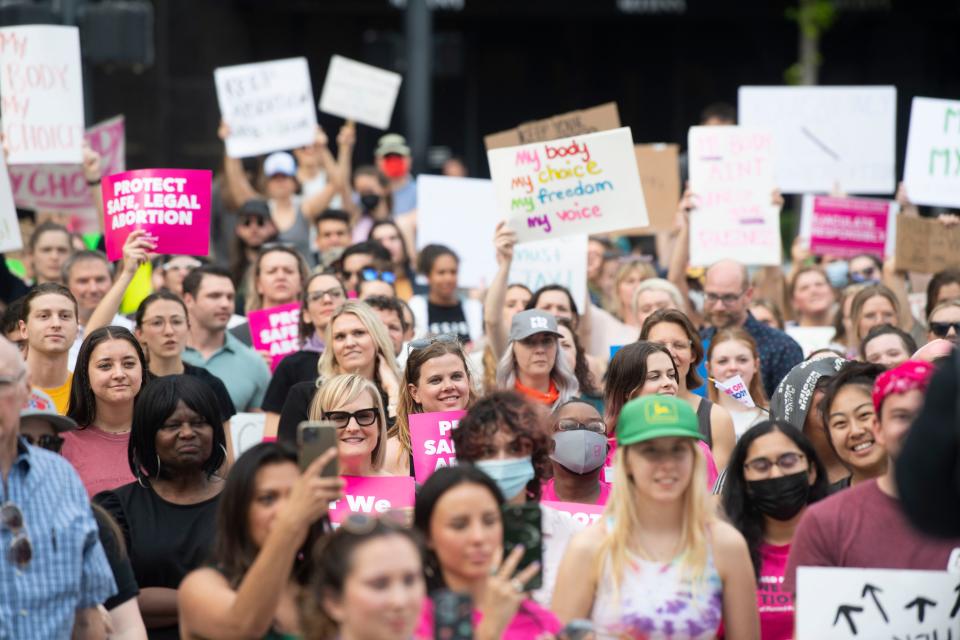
[360,193,381,212]
[746,471,812,521]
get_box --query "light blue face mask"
[824,260,849,289]
[474,457,535,500]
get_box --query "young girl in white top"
[707,327,769,440]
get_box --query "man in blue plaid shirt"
[0,337,116,639]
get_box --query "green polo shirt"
[183,331,271,412]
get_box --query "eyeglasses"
[162,259,202,272]
[307,288,346,303]
[704,291,746,306]
[340,267,371,281]
[361,268,396,285]
[1,502,32,568]
[557,419,606,434]
[743,451,806,475]
[20,433,65,453]
[408,333,459,353]
[322,408,379,429]
[929,321,960,338]
[653,340,692,353]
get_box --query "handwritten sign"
[903,96,960,209]
[802,195,896,259]
[895,215,960,273]
[488,127,648,243]
[0,25,85,164]
[738,86,896,195]
[102,169,212,261]
[215,57,317,159]
[247,302,301,371]
[409,410,464,485]
[318,55,402,130]
[712,374,757,409]
[785,326,838,359]
[0,155,23,252]
[484,102,621,150]
[229,413,266,458]
[508,235,589,308]
[542,501,604,527]
[9,116,124,228]
[687,126,781,266]
[796,567,960,639]
[327,475,416,525]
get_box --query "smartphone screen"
[501,503,543,591]
[433,589,473,640]
[297,421,339,476]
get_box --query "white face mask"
[551,430,608,475]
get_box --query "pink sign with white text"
[102,169,211,261]
[409,410,465,484]
[327,476,416,525]
[542,501,605,527]
[247,302,300,371]
[809,195,892,259]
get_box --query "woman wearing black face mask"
[720,420,829,640]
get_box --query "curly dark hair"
[453,391,552,500]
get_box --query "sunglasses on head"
[407,333,459,354]
[1,502,32,568]
[930,321,960,337]
[361,268,396,284]
[20,433,64,453]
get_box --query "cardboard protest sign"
[327,476,416,525]
[542,501,604,527]
[895,215,960,273]
[102,169,212,261]
[632,143,680,232]
[903,96,960,208]
[738,86,896,194]
[409,410,465,485]
[484,102,621,150]
[318,55,402,130]
[0,155,23,252]
[416,175,498,288]
[509,235,588,308]
[215,57,317,159]
[796,567,960,639]
[229,413,265,459]
[800,195,896,259]
[687,126,781,266]
[0,25,84,164]
[247,302,301,371]
[488,127,648,243]
[9,116,125,228]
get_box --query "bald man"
[700,259,803,397]
[0,338,116,638]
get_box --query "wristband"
[86,177,101,186]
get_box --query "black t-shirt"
[182,363,237,421]
[94,483,221,640]
[262,351,321,414]
[277,379,393,448]
[92,506,139,610]
[427,301,470,343]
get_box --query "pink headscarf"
[872,359,935,413]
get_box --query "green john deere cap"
[616,395,704,447]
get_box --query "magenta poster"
[809,195,892,259]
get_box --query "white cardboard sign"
[318,55,402,130]
[0,25,85,164]
[0,154,23,252]
[487,126,648,243]
[687,125,781,266]
[229,412,266,459]
[738,86,897,195]
[215,57,318,159]
[796,567,960,639]
[903,96,960,209]
[509,235,588,309]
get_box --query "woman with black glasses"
[545,399,610,505]
[926,300,960,346]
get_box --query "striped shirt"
[0,439,117,639]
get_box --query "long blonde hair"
[598,442,713,593]
[308,374,387,471]
[706,327,769,409]
[318,301,401,383]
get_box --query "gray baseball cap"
[509,309,563,342]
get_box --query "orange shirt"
[514,379,559,406]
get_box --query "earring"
[155,454,161,477]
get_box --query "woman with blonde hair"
[706,327,769,440]
[278,301,401,445]
[849,284,910,347]
[308,373,390,476]
[608,256,657,326]
[385,336,479,476]
[552,395,760,639]
[632,277,684,331]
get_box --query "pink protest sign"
[409,410,465,484]
[9,116,124,230]
[542,501,605,527]
[102,169,211,261]
[809,195,892,259]
[327,476,416,525]
[247,302,300,371]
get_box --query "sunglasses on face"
[322,408,379,429]
[930,321,960,337]
[239,216,269,228]
[849,266,879,283]
[361,268,396,284]
[1,502,32,568]
[20,433,64,453]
